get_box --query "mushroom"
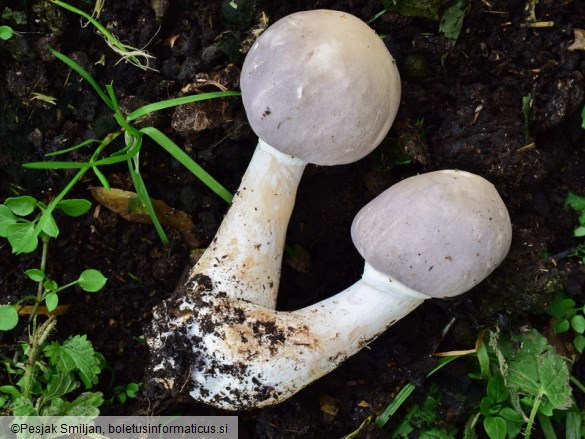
[189,9,401,308]
[147,170,512,410]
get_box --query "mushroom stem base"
[145,264,428,410]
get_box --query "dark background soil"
[1,0,585,437]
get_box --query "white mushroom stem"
[159,263,428,410]
[189,139,306,308]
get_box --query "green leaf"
[64,391,103,416]
[5,196,37,216]
[43,335,103,389]
[42,372,78,402]
[574,334,585,353]
[547,295,575,319]
[554,319,571,334]
[45,292,59,312]
[126,90,241,121]
[43,279,58,292]
[7,222,38,253]
[12,397,36,416]
[487,375,509,403]
[0,205,18,237]
[571,315,585,334]
[78,269,107,292]
[0,385,21,398]
[498,407,523,423]
[141,126,233,203]
[575,226,585,237]
[483,415,507,439]
[476,339,490,378]
[24,268,46,282]
[565,192,585,213]
[40,212,59,238]
[0,305,19,330]
[439,0,467,45]
[504,329,573,412]
[0,25,14,40]
[57,199,92,217]
[125,383,139,398]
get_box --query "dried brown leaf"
[90,187,201,248]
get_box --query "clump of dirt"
[1,0,585,436]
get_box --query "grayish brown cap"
[351,170,512,298]
[240,10,401,166]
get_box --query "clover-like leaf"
[58,199,92,217]
[0,306,19,331]
[78,269,107,292]
[5,196,37,216]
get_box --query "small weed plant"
[16,1,239,254]
[0,195,134,416]
[352,328,584,439]
[548,292,585,353]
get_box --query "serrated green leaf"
[439,0,467,45]
[64,391,103,416]
[0,305,19,331]
[5,196,37,216]
[43,335,103,389]
[565,192,585,212]
[42,372,79,403]
[12,397,36,416]
[57,199,92,217]
[504,329,573,412]
[78,269,107,292]
[24,268,46,282]
[45,292,59,312]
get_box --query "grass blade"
[375,355,463,427]
[128,164,168,244]
[140,126,233,203]
[48,47,114,110]
[126,91,240,121]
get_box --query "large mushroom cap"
[240,10,401,166]
[351,170,512,298]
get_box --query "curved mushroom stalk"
[149,264,427,410]
[189,140,305,308]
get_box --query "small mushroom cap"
[351,170,512,298]
[240,10,401,166]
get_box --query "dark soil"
[2,0,585,437]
